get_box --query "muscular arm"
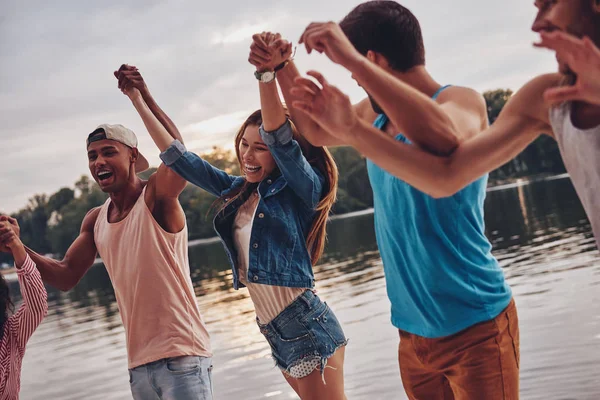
[128,91,187,233]
[26,208,100,291]
[345,74,557,197]
[346,58,486,154]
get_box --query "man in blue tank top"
[248,1,519,398]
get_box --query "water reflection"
[19,177,600,399]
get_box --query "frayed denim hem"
[273,339,349,384]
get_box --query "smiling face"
[87,139,137,192]
[532,0,599,74]
[237,124,277,184]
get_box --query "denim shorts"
[129,356,213,400]
[257,290,348,379]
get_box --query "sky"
[0,0,557,214]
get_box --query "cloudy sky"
[0,0,556,213]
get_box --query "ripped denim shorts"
[257,290,348,380]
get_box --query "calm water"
[17,176,600,400]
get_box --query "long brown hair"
[215,109,338,265]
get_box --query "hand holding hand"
[114,64,147,100]
[249,32,293,71]
[0,218,22,254]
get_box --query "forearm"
[346,120,453,197]
[24,246,76,291]
[346,114,542,197]
[348,58,458,155]
[142,92,185,144]
[258,80,287,131]
[131,95,175,152]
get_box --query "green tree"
[201,147,240,176]
[48,188,75,214]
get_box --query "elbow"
[56,276,77,292]
[428,159,464,199]
[432,131,460,157]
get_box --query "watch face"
[261,71,275,83]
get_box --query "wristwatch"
[254,61,289,83]
[255,70,276,83]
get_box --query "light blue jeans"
[129,356,213,400]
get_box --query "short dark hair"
[340,1,425,72]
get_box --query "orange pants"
[398,299,520,400]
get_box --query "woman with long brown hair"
[115,58,347,399]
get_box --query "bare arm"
[126,89,187,233]
[351,58,486,153]
[115,65,185,144]
[293,72,557,197]
[258,77,287,131]
[299,22,487,155]
[128,88,181,153]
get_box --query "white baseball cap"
[86,124,149,173]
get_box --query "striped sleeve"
[10,254,48,353]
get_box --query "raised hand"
[0,216,20,239]
[0,219,20,253]
[535,31,600,105]
[113,65,143,101]
[249,32,293,71]
[114,64,148,97]
[290,70,359,143]
[298,22,362,69]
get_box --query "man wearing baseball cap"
[1,82,214,398]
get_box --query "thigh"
[445,302,520,400]
[157,356,214,400]
[129,366,160,400]
[294,346,346,400]
[398,332,454,400]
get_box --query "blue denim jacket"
[160,120,325,289]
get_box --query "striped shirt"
[0,255,48,399]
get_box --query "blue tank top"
[367,85,512,338]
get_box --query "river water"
[18,176,600,399]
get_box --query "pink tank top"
[94,186,211,368]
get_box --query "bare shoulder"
[354,97,378,124]
[440,85,487,120]
[438,86,486,112]
[81,207,102,233]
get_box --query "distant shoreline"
[2,172,572,278]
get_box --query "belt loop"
[299,290,313,308]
